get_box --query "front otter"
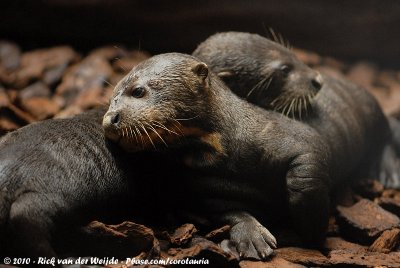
[103,53,331,259]
[193,32,391,185]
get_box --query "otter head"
[102,53,213,152]
[193,31,323,118]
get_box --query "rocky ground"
[0,41,400,267]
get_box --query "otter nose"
[110,112,120,125]
[103,111,121,128]
[311,72,323,91]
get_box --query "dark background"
[1,0,399,67]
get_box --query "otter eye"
[131,87,145,98]
[280,65,291,76]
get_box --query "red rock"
[166,238,238,268]
[54,105,84,119]
[0,40,21,70]
[88,46,127,62]
[352,179,384,199]
[18,82,51,100]
[55,56,113,108]
[368,228,400,253]
[112,51,150,73]
[382,189,400,201]
[323,57,348,72]
[14,46,79,88]
[205,225,230,243]
[240,257,306,268]
[274,247,329,267]
[169,223,197,246]
[19,97,60,120]
[376,197,400,217]
[346,62,378,89]
[329,247,400,267]
[324,237,367,253]
[337,199,400,244]
[293,48,321,67]
[82,221,158,258]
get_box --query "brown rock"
[54,105,85,119]
[112,51,150,73]
[327,217,340,236]
[322,57,348,72]
[369,228,400,253]
[166,238,238,268]
[352,179,384,199]
[329,247,400,267]
[337,199,400,244]
[347,61,378,89]
[55,56,113,108]
[88,46,127,62]
[382,189,400,201]
[168,223,197,246]
[19,97,60,120]
[82,221,158,258]
[18,82,51,100]
[274,247,329,267]
[240,257,306,268]
[324,237,367,254]
[205,225,230,243]
[0,40,21,70]
[376,197,400,217]
[14,46,79,88]
[293,48,321,67]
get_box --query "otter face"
[102,53,211,152]
[193,31,323,118]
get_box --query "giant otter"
[0,108,158,260]
[103,53,331,259]
[193,31,392,186]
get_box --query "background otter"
[103,53,331,259]
[0,107,157,259]
[193,31,393,187]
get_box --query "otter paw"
[230,220,277,260]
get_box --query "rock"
[352,179,384,199]
[293,48,321,67]
[274,247,329,267]
[54,105,85,119]
[324,237,367,253]
[18,82,51,100]
[81,221,158,258]
[329,247,400,267]
[55,56,113,108]
[240,257,306,268]
[166,238,238,268]
[14,46,79,88]
[112,51,150,73]
[337,199,400,244]
[168,223,197,246]
[368,228,400,253]
[376,197,400,217]
[346,62,378,89]
[205,225,230,243]
[88,46,127,62]
[0,40,21,70]
[19,97,60,120]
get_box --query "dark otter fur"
[193,31,391,186]
[0,108,151,259]
[103,53,331,259]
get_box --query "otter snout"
[102,111,121,141]
[311,72,324,92]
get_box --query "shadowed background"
[0,0,399,68]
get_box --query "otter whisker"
[129,126,139,144]
[258,77,273,99]
[140,123,156,149]
[151,121,180,136]
[102,79,114,87]
[174,115,200,121]
[145,122,168,147]
[246,75,269,99]
[135,125,145,149]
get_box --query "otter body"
[0,108,144,258]
[103,53,331,259]
[193,32,391,185]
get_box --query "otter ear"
[192,62,209,80]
